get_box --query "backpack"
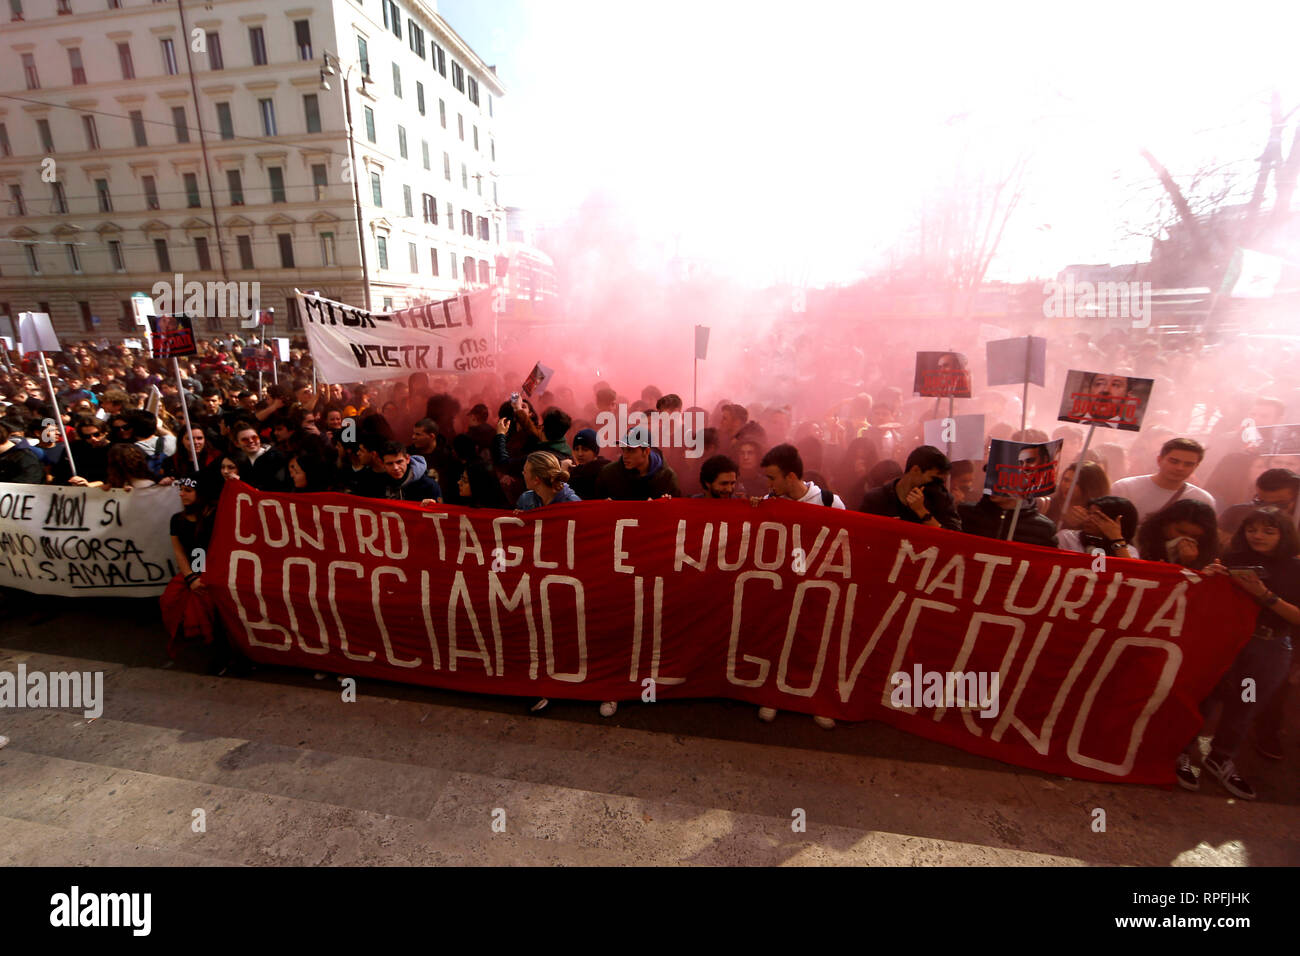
[820,487,834,507]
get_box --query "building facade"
[0,0,505,342]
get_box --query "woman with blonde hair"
[516,451,581,510]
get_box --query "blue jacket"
[516,483,582,511]
[383,454,442,501]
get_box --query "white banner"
[0,483,182,596]
[296,288,497,384]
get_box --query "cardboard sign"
[148,313,197,358]
[913,351,972,398]
[1253,424,1300,456]
[695,325,710,361]
[131,293,157,326]
[273,337,291,362]
[985,438,1064,499]
[923,413,986,462]
[123,338,144,350]
[242,345,274,373]
[521,361,554,397]
[1056,369,1153,432]
[18,312,60,353]
[986,335,1047,387]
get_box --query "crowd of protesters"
[0,324,1296,799]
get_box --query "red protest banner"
[206,483,1257,784]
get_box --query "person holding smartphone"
[1175,507,1300,798]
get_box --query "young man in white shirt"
[756,442,843,729]
[1110,437,1216,521]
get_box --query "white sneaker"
[599,701,618,718]
[758,707,778,722]
[0,735,8,749]
[813,715,836,730]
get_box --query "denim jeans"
[1206,635,1293,764]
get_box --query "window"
[473,125,479,151]
[69,47,86,85]
[464,257,475,284]
[370,171,382,206]
[478,260,489,284]
[383,297,393,311]
[403,184,412,217]
[195,236,212,271]
[489,94,493,118]
[161,38,178,75]
[277,233,294,268]
[408,242,418,273]
[294,19,312,60]
[249,26,267,66]
[408,22,424,58]
[421,193,435,223]
[0,123,9,157]
[208,32,224,70]
[383,0,400,38]
[172,106,189,143]
[398,125,408,159]
[443,152,450,181]
[117,42,134,79]
[237,234,253,269]
[10,184,26,217]
[357,36,369,76]
[184,172,201,207]
[478,216,490,241]
[364,106,375,142]
[37,118,54,152]
[108,240,125,272]
[302,94,321,134]
[433,42,446,77]
[421,140,430,170]
[227,169,243,205]
[429,247,438,276]
[52,183,68,214]
[320,231,335,266]
[491,137,495,162]
[439,99,446,128]
[285,295,302,329]
[475,172,482,196]
[58,0,70,11]
[269,167,285,203]
[416,82,425,115]
[79,303,93,333]
[461,163,468,190]
[83,115,101,150]
[493,181,497,205]
[311,163,327,201]
[468,76,479,106]
[25,245,40,275]
[376,235,388,269]
[462,209,472,235]
[392,62,401,98]
[445,201,452,230]
[216,102,233,139]
[258,99,276,136]
[95,179,112,212]
[118,301,133,333]
[450,251,457,280]
[130,110,147,146]
[154,238,171,272]
[22,53,39,90]
[458,114,464,140]
[451,61,464,93]
[143,176,159,209]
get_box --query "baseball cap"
[619,426,651,448]
[572,427,600,451]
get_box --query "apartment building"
[0,0,505,341]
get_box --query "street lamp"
[321,51,372,312]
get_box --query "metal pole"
[1055,423,1098,531]
[175,357,199,471]
[1020,334,1031,434]
[946,395,954,461]
[37,351,77,477]
[1006,498,1022,542]
[693,355,697,412]
[340,68,372,312]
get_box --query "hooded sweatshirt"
[384,453,442,501]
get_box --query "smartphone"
[1228,566,1265,579]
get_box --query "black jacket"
[594,450,682,500]
[860,478,962,531]
[249,446,290,492]
[958,497,1058,548]
[0,444,43,484]
[568,457,608,501]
